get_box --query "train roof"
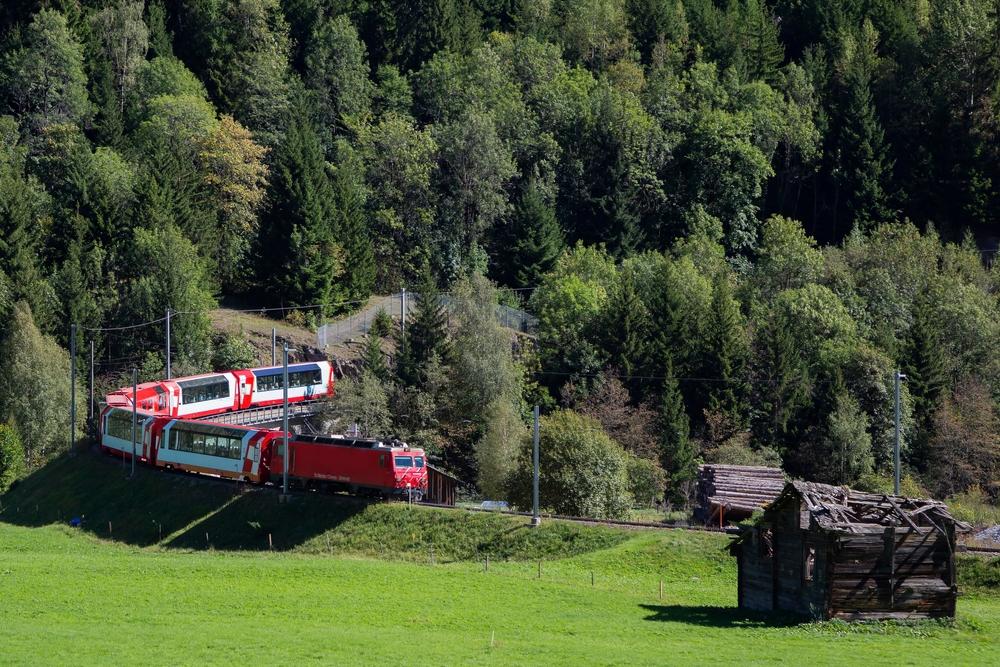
[291,434,418,451]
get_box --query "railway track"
[401,500,728,533]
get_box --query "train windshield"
[414,456,424,468]
[394,456,413,468]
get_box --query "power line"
[81,316,167,332]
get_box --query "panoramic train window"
[170,428,244,460]
[254,368,323,392]
[394,456,413,468]
[105,411,135,441]
[179,377,230,404]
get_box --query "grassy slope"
[2,453,1000,665]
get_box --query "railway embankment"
[0,449,633,561]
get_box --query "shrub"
[212,332,257,371]
[506,410,633,520]
[627,456,667,508]
[370,307,393,338]
[0,423,26,493]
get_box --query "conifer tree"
[836,21,892,230]
[704,275,749,426]
[741,0,784,84]
[659,353,695,505]
[263,111,341,314]
[331,149,375,308]
[605,269,651,393]
[753,311,811,453]
[395,266,450,386]
[360,334,389,382]
[903,291,948,470]
[510,181,564,288]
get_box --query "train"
[104,361,337,418]
[99,362,428,500]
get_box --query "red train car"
[270,434,428,500]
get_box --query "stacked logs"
[694,464,785,524]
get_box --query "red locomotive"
[99,362,428,500]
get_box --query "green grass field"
[2,453,1000,665]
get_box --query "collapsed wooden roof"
[773,481,971,535]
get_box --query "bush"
[370,307,393,338]
[212,332,257,371]
[704,442,782,467]
[506,410,633,520]
[854,472,928,498]
[0,423,26,493]
[627,457,667,508]
[946,486,1000,527]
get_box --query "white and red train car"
[105,361,336,418]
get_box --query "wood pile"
[694,464,786,524]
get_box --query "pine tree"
[753,312,811,454]
[704,275,749,426]
[659,354,695,505]
[263,112,341,314]
[741,0,784,84]
[360,334,389,382]
[605,269,651,394]
[145,0,173,58]
[836,21,892,230]
[395,266,450,386]
[331,150,375,308]
[903,291,948,471]
[510,181,564,288]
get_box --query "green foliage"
[211,333,257,372]
[123,223,215,369]
[626,456,668,508]
[1,9,92,137]
[324,370,392,437]
[508,410,634,519]
[305,14,373,143]
[396,267,450,387]
[659,354,695,505]
[506,179,565,288]
[360,334,389,382]
[703,275,749,425]
[448,273,520,425]
[531,244,617,380]
[330,144,376,305]
[0,303,82,468]
[0,423,26,493]
[262,111,342,313]
[475,398,525,499]
[369,307,393,338]
[819,392,875,485]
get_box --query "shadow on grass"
[0,447,366,551]
[640,604,805,628]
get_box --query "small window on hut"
[803,546,816,582]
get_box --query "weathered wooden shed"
[426,465,461,506]
[730,481,969,620]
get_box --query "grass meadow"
[2,453,1000,665]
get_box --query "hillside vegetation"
[0,2,998,520]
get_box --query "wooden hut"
[729,481,969,620]
[426,465,461,506]
[693,464,786,525]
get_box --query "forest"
[0,1,998,517]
